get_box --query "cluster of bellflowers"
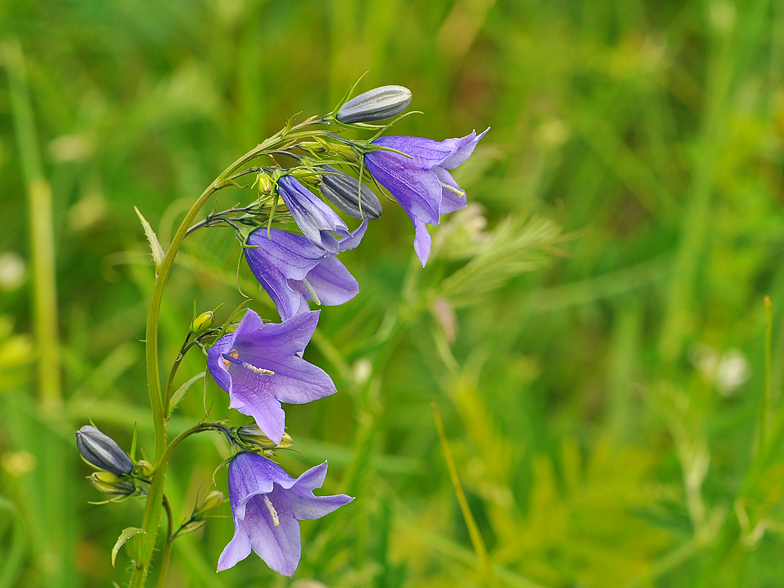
[75,82,488,583]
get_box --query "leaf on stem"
[111,527,146,567]
[168,371,206,418]
[134,206,165,274]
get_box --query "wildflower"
[277,175,349,254]
[335,85,412,124]
[75,425,134,476]
[218,452,353,576]
[206,309,335,445]
[364,128,489,265]
[245,221,367,322]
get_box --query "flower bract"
[218,452,353,577]
[246,221,367,322]
[206,309,335,444]
[364,128,489,266]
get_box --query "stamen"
[301,278,322,305]
[262,494,280,526]
[221,351,275,376]
[440,182,465,198]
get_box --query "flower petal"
[216,515,252,571]
[290,255,358,307]
[364,154,442,225]
[244,494,301,577]
[278,176,346,253]
[434,168,467,215]
[228,383,286,445]
[438,128,490,169]
[372,136,458,169]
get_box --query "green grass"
[3,0,784,586]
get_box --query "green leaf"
[134,206,165,274]
[111,527,146,567]
[167,371,206,417]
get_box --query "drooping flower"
[206,309,335,445]
[218,452,353,577]
[364,128,489,266]
[76,425,134,476]
[277,175,348,254]
[245,220,367,322]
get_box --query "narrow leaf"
[134,206,165,273]
[111,527,146,567]
[168,371,206,417]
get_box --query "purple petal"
[412,217,432,266]
[243,494,301,577]
[238,310,320,357]
[253,353,336,405]
[337,218,369,252]
[438,128,489,169]
[434,168,467,215]
[286,492,354,521]
[291,255,358,307]
[372,136,457,169]
[278,176,347,254]
[217,515,252,571]
[228,383,286,445]
[364,154,442,225]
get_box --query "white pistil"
[440,182,465,198]
[301,278,322,305]
[262,494,280,526]
[241,361,275,376]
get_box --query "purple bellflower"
[277,175,349,254]
[206,309,335,445]
[245,220,367,322]
[218,452,353,576]
[364,128,489,266]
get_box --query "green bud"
[90,471,135,495]
[236,425,293,450]
[191,311,214,334]
[176,519,207,536]
[135,460,154,477]
[193,490,226,518]
[336,85,412,124]
[257,172,273,195]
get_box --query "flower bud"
[319,166,383,220]
[336,85,412,124]
[76,425,134,476]
[257,172,273,195]
[191,311,214,334]
[193,490,226,518]
[136,460,154,477]
[90,471,135,495]
[236,425,293,450]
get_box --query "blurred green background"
[3,0,784,586]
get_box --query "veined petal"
[216,515,252,571]
[228,382,287,445]
[278,176,346,253]
[412,216,433,267]
[438,128,489,169]
[434,168,467,215]
[240,310,320,357]
[243,494,301,577]
[290,255,358,307]
[372,136,457,169]
[365,154,442,225]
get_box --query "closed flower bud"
[193,490,226,519]
[257,172,273,195]
[319,166,383,220]
[136,460,154,477]
[336,85,412,124]
[90,471,135,495]
[191,311,214,334]
[76,425,134,476]
[236,425,293,450]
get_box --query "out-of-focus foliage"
[3,0,784,586]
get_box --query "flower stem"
[154,495,174,588]
[129,122,326,588]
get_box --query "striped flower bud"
[319,166,383,220]
[336,85,412,124]
[76,425,134,476]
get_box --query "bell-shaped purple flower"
[206,309,335,445]
[218,453,353,577]
[277,175,349,254]
[245,220,367,322]
[364,128,489,266]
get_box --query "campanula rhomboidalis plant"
[73,81,489,586]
